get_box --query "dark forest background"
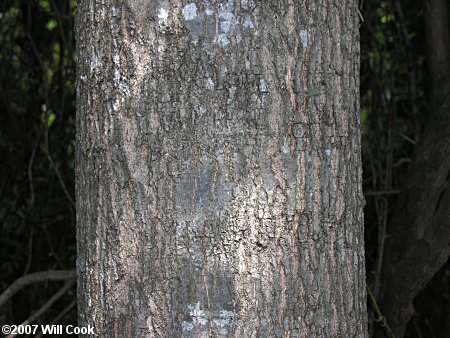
[0,1,449,337]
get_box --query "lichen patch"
[182,3,198,21]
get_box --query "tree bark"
[377,0,450,336]
[75,1,367,337]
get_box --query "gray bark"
[75,1,367,337]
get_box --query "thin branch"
[34,299,76,338]
[26,6,49,107]
[22,226,34,276]
[27,129,41,208]
[0,270,76,309]
[41,224,65,269]
[366,283,397,338]
[373,85,396,301]
[42,129,75,207]
[6,280,75,338]
[50,0,68,47]
[399,132,417,145]
[364,190,401,196]
[393,158,411,168]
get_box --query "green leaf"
[52,42,60,63]
[47,112,56,127]
[361,109,368,123]
[46,19,57,31]
[39,0,51,12]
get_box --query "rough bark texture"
[75,1,367,337]
[377,0,450,336]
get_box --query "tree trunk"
[75,1,367,337]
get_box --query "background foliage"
[0,0,448,337]
[0,0,77,330]
[361,1,450,336]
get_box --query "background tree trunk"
[75,1,367,337]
